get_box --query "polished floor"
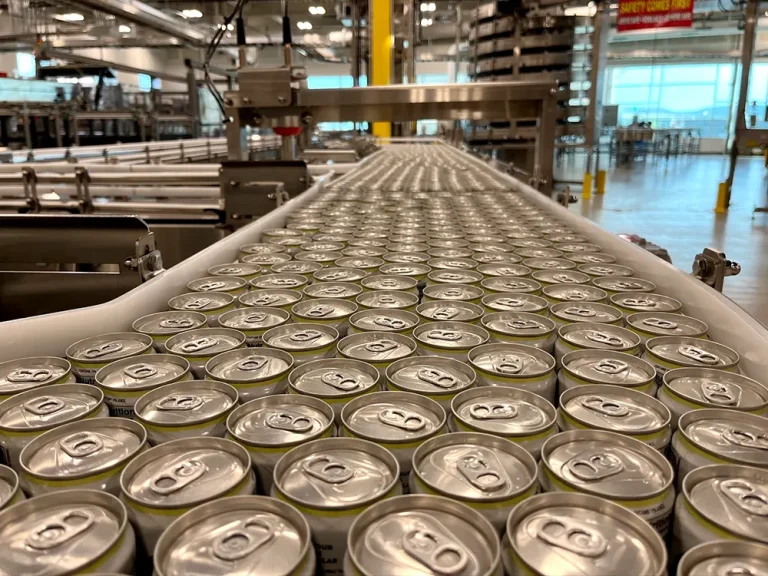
[553,153,768,325]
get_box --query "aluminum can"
[219,306,290,347]
[241,252,293,267]
[66,332,154,384]
[577,263,635,278]
[427,257,478,271]
[348,308,419,337]
[515,248,565,260]
[482,312,556,352]
[154,495,316,576]
[558,384,672,451]
[19,417,146,496]
[120,436,255,554]
[168,292,236,326]
[272,437,400,576]
[188,275,247,296]
[386,356,476,410]
[565,252,617,264]
[288,358,379,422]
[342,246,388,258]
[337,332,417,384]
[382,252,431,265]
[558,350,658,396]
[427,269,484,287]
[301,242,345,253]
[304,281,363,301]
[132,311,207,352]
[531,269,591,287]
[313,266,369,284]
[677,539,768,576]
[674,464,768,552]
[592,276,656,296]
[549,302,623,328]
[387,243,430,254]
[504,491,667,576]
[0,356,76,401]
[238,243,286,259]
[240,288,303,310]
[95,353,191,418]
[555,323,641,366]
[473,252,523,265]
[314,232,353,245]
[226,394,335,494]
[449,386,557,460]
[165,327,246,378]
[271,260,323,276]
[0,489,136,575]
[206,347,293,402]
[627,312,708,347]
[251,272,309,291]
[611,291,684,314]
[508,238,553,249]
[553,242,602,254]
[0,465,22,511]
[671,409,768,487]
[135,379,238,445]
[208,262,262,280]
[334,256,385,274]
[428,247,474,259]
[543,283,608,304]
[661,367,768,430]
[481,276,541,295]
[416,300,484,325]
[355,290,419,312]
[263,323,339,365]
[345,494,502,576]
[360,274,419,295]
[413,321,490,360]
[469,342,557,403]
[644,336,740,387]
[523,258,576,272]
[410,432,537,531]
[379,262,432,281]
[264,236,305,255]
[422,283,485,305]
[291,298,358,337]
[482,293,549,315]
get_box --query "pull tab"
[586,331,625,347]
[564,306,596,318]
[433,307,459,320]
[212,515,276,561]
[282,264,306,272]
[624,298,654,308]
[374,316,406,330]
[159,318,194,329]
[157,394,204,411]
[266,410,313,434]
[563,290,587,301]
[325,271,350,281]
[701,380,738,405]
[642,317,678,330]
[679,345,721,365]
[403,527,468,575]
[150,459,207,495]
[216,267,242,275]
[251,295,280,306]
[722,428,768,451]
[591,267,614,275]
[506,319,544,330]
[719,478,768,516]
[243,313,267,324]
[321,371,361,391]
[438,273,464,282]
[580,395,630,417]
[386,267,411,275]
[7,368,54,383]
[301,454,354,484]
[469,402,518,420]
[498,268,521,276]
[198,281,227,291]
[123,363,158,380]
[417,368,458,389]
[494,354,523,374]
[552,274,575,283]
[374,295,398,305]
[317,286,346,296]
[182,297,211,310]
[458,452,507,492]
[83,341,123,359]
[26,510,95,550]
[270,278,301,287]
[718,563,765,576]
[593,359,629,375]
[23,396,65,416]
[615,281,643,290]
[496,298,523,308]
[567,452,624,481]
[536,517,607,557]
[443,288,466,298]
[501,281,526,290]
[364,340,399,354]
[59,431,104,458]
[379,279,399,288]
[378,408,427,431]
[425,330,462,342]
[305,305,333,318]
[289,330,322,343]
[236,356,269,372]
[180,337,218,354]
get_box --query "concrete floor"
[553,153,768,325]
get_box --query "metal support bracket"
[124,231,164,282]
[74,167,93,213]
[692,247,741,292]
[21,168,39,213]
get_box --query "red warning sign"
[617,0,694,32]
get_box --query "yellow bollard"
[715,182,729,213]
[582,173,592,199]
[596,170,607,194]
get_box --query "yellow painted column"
[370,0,392,138]
[715,182,729,213]
[582,173,592,199]
[596,170,606,194]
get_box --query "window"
[16,53,36,79]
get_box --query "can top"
[566,252,617,265]
[482,293,549,313]
[559,324,640,353]
[238,243,286,255]
[314,232,353,243]
[303,282,362,299]
[423,283,484,302]
[482,312,556,337]
[341,391,445,444]
[591,277,656,293]
[335,256,385,270]
[678,409,768,466]
[451,386,556,437]
[292,298,357,320]
[417,301,484,323]
[0,489,130,576]
[414,321,490,350]
[356,290,419,310]
[66,332,153,364]
[206,348,293,384]
[338,332,416,363]
[627,313,708,339]
[647,336,739,369]
[562,350,656,387]
[543,284,608,303]
[541,429,673,499]
[554,243,602,254]
[241,252,292,266]
[481,276,541,294]
[427,247,474,259]
[187,276,246,293]
[382,252,431,265]
[168,292,235,312]
[165,328,245,358]
[428,269,484,285]
[227,394,333,447]
[271,260,322,275]
[294,250,343,264]
[386,243,430,254]
[523,258,576,271]
[20,417,145,481]
[663,367,767,410]
[427,257,478,271]
[300,241,345,253]
[360,274,418,292]
[683,464,768,543]
[545,233,589,243]
[610,292,682,313]
[508,238,553,249]
[135,380,237,428]
[472,252,523,264]
[577,263,634,277]
[413,432,537,502]
[153,495,312,576]
[560,385,670,434]
[349,309,419,332]
[515,248,565,260]
[379,263,432,278]
[0,466,17,507]
[677,539,768,576]
[289,358,378,399]
[265,236,304,248]
[263,323,338,351]
[506,491,667,576]
[132,311,207,337]
[262,228,303,238]
[219,306,290,333]
[469,242,514,254]
[532,270,591,285]
[469,343,555,378]
[251,273,308,290]
[0,356,72,396]
[240,289,302,308]
[551,302,623,325]
[476,263,532,277]
[387,356,476,395]
[96,354,189,392]
[121,437,251,508]
[312,266,369,283]
[207,263,262,278]
[0,383,104,431]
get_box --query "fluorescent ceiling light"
[181,9,202,19]
[420,2,436,11]
[297,21,313,30]
[118,24,131,33]
[55,13,84,22]
[420,17,433,26]
[309,6,326,15]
